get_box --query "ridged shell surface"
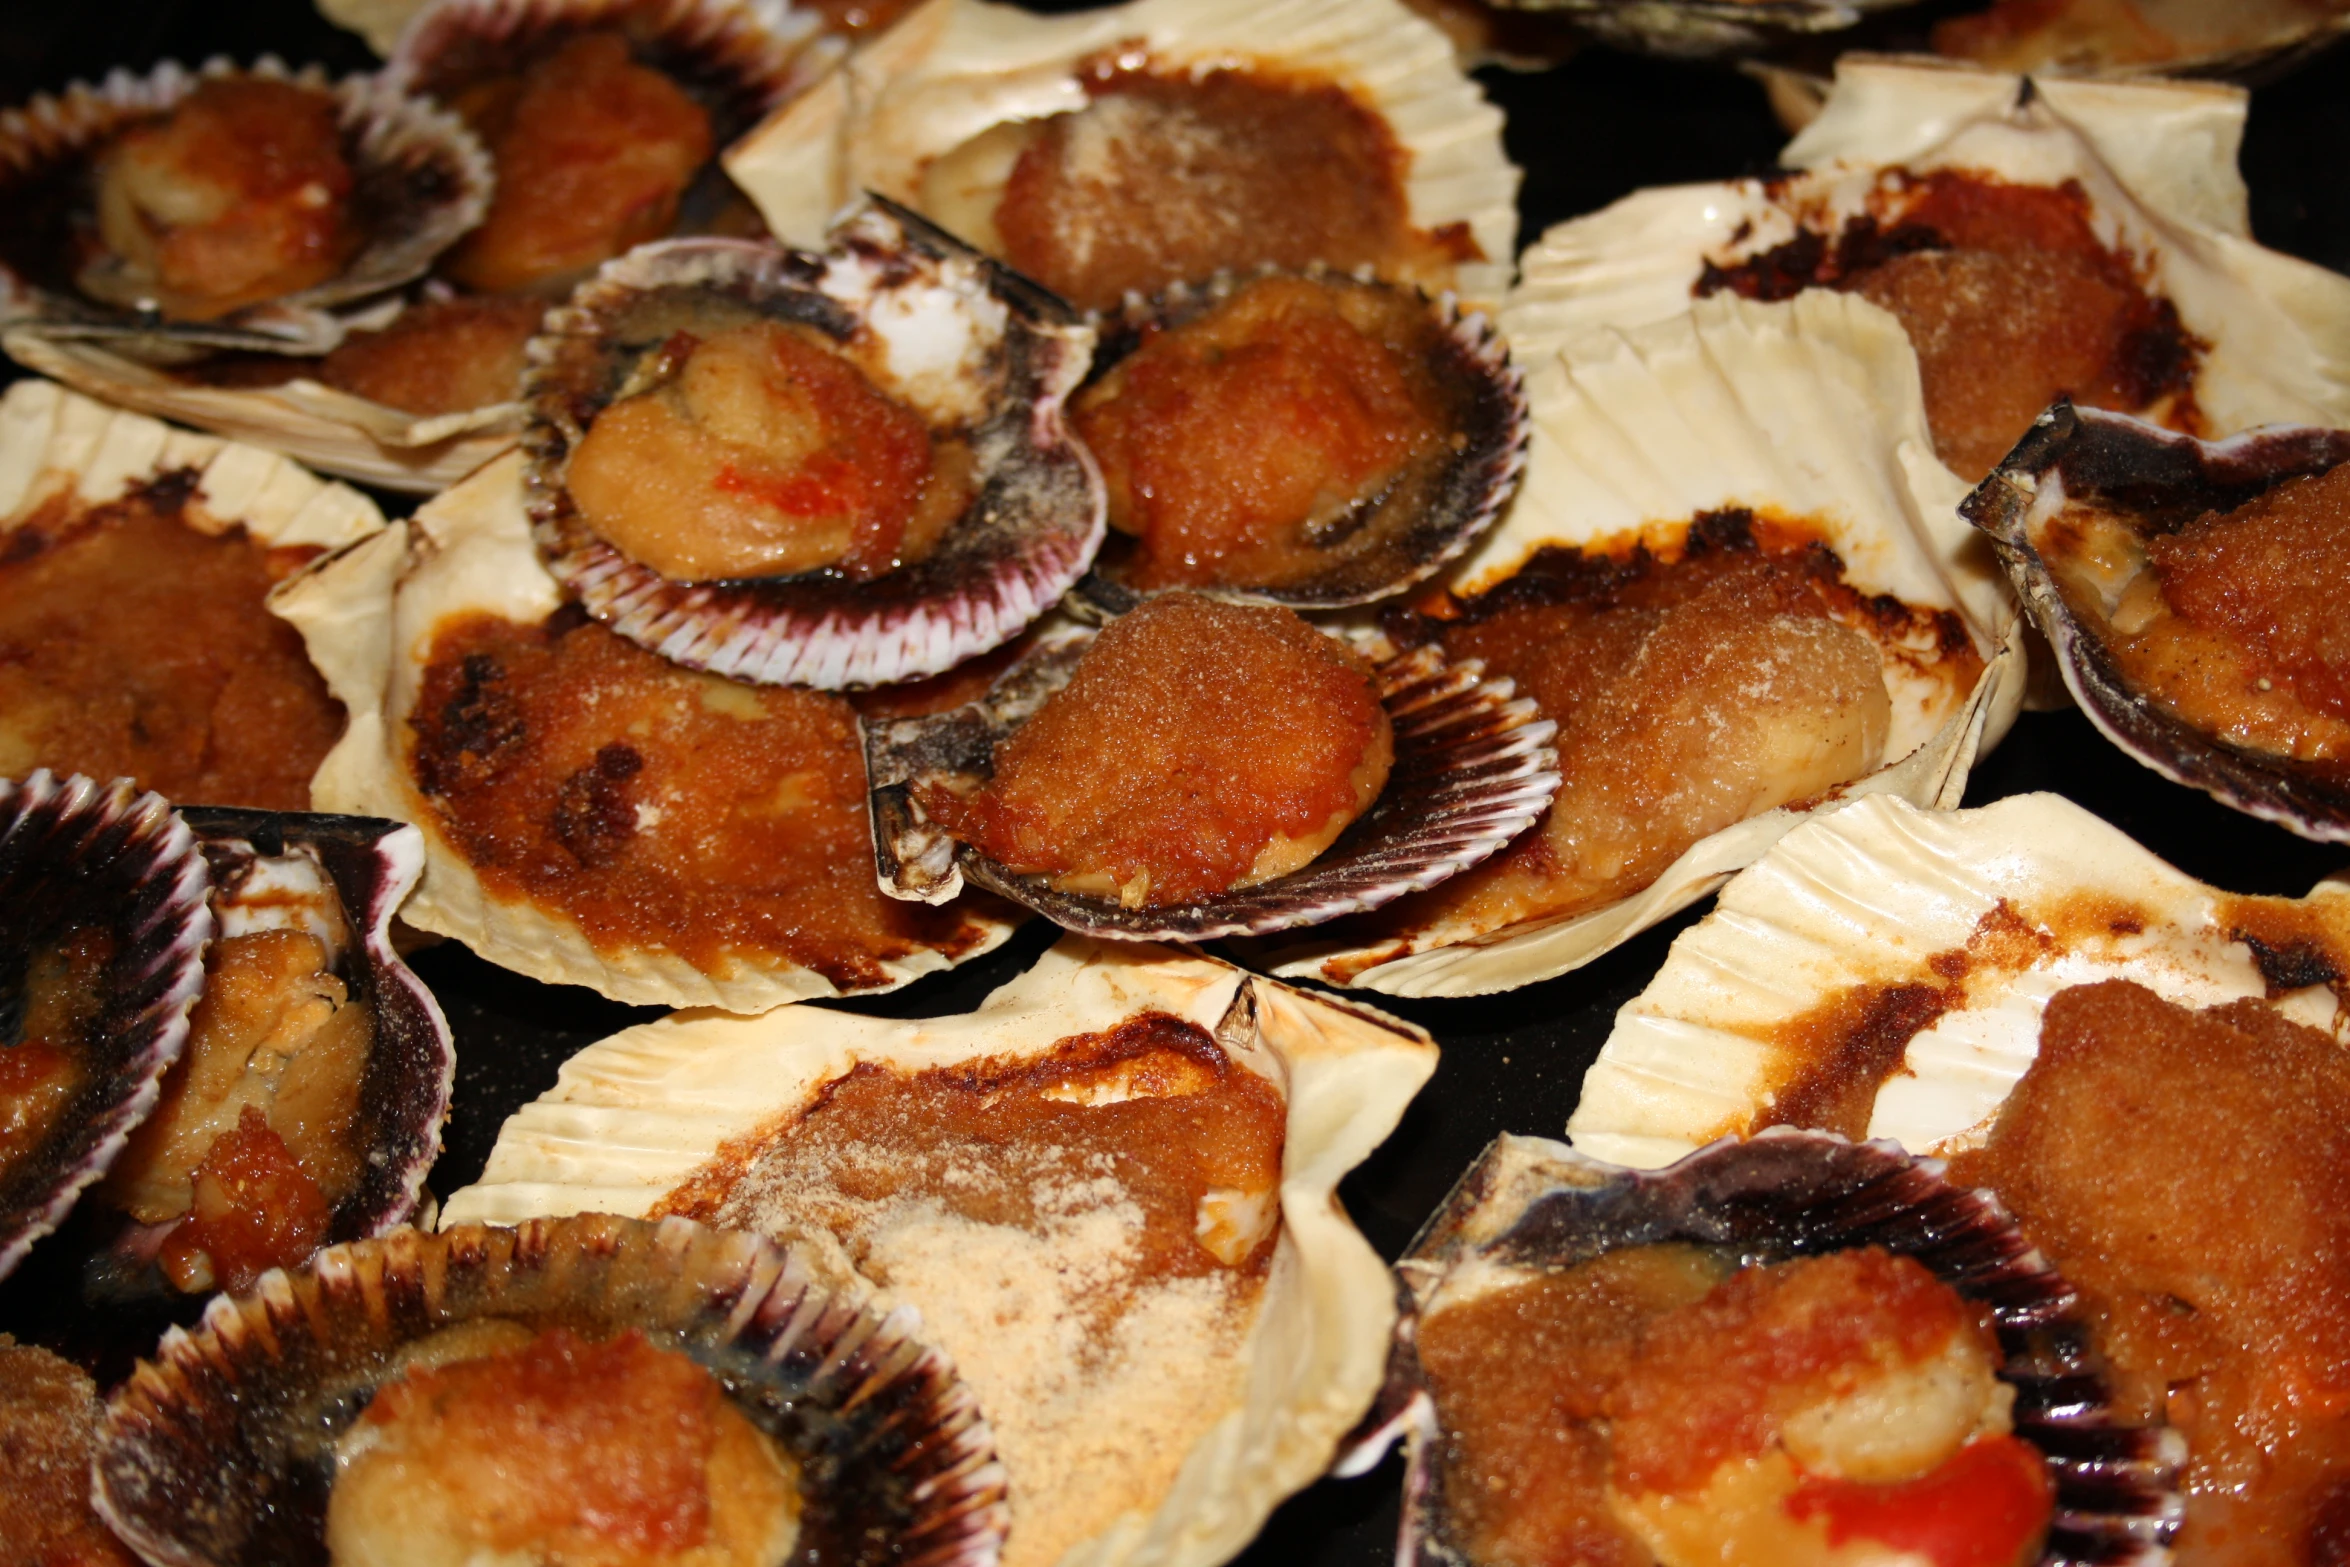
[723,0,1520,310]
[440,934,1438,1567]
[1261,291,2024,997]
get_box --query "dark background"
[1,3,2344,1562]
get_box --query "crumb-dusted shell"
[441,935,1438,1567]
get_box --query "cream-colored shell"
[1567,791,2350,1170]
[723,0,1520,309]
[268,447,1019,1011]
[442,934,1438,1567]
[317,0,427,53]
[1261,290,2026,998]
[4,330,520,497]
[0,377,383,547]
[1504,56,2350,439]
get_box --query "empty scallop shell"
[1259,291,2025,997]
[439,934,1437,1567]
[1965,401,2350,840]
[269,448,1021,1012]
[862,617,1560,941]
[1352,1129,2183,1567]
[521,206,1103,689]
[723,0,1520,311]
[94,1212,1008,1567]
[0,772,213,1282]
[1566,790,2350,1169]
[0,57,492,357]
[1503,56,2350,443]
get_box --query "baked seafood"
[1261,292,2022,997]
[1353,1131,2180,1566]
[441,935,1438,1567]
[0,378,384,813]
[864,593,1559,940]
[520,204,1102,689]
[271,448,1019,1011]
[94,1213,1007,1567]
[724,0,1519,312]
[1505,57,2350,482]
[1965,402,2350,839]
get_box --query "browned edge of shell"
[1963,399,2350,842]
[0,771,213,1283]
[1075,265,1527,611]
[861,619,1560,941]
[1340,1128,2185,1567]
[0,56,493,356]
[93,1212,1011,1567]
[521,204,1106,689]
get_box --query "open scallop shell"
[94,1212,1008,1567]
[1965,402,2350,840]
[1502,56,2350,443]
[1259,291,2026,997]
[269,448,1020,1012]
[1926,3,2350,82]
[1352,1130,2183,1566]
[1566,790,2350,1169]
[862,618,1559,941]
[0,772,213,1283]
[0,57,492,357]
[521,208,1103,689]
[1483,0,1921,60]
[722,0,1520,311]
[440,934,1436,1567]
[1077,267,1528,610]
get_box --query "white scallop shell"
[722,0,1521,309]
[267,448,1021,1011]
[1566,790,2350,1170]
[1260,290,2027,997]
[0,377,387,549]
[1503,56,2350,440]
[441,933,1437,1567]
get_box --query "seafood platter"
[2,0,2349,1563]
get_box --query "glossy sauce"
[156,1104,332,1294]
[0,485,344,811]
[918,593,1393,906]
[407,611,980,988]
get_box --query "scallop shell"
[0,772,213,1283]
[1259,290,2026,997]
[521,208,1103,689]
[1502,56,2350,443]
[1357,1130,2183,1566]
[0,57,493,357]
[94,1212,1008,1567]
[863,618,1559,940]
[1926,4,2350,82]
[1077,268,1528,610]
[439,934,1438,1567]
[267,447,1021,1012]
[1965,402,2350,840]
[1481,0,1920,60]
[1565,790,2350,1169]
[722,0,1520,311]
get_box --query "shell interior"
[1370,1130,2184,1567]
[1080,267,1528,610]
[0,772,214,1282]
[0,57,493,357]
[862,621,1560,941]
[1966,400,2350,840]
[93,1213,1009,1567]
[521,208,1105,689]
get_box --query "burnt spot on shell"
[1695,216,1942,303]
[2230,928,2344,996]
[413,653,525,796]
[551,742,644,868]
[1755,981,1958,1142]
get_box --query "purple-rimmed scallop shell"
[94,1212,1009,1567]
[0,771,212,1283]
[862,620,1559,941]
[0,57,493,356]
[1342,1128,2183,1567]
[1963,401,2350,841]
[1076,266,1527,610]
[521,203,1105,689]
